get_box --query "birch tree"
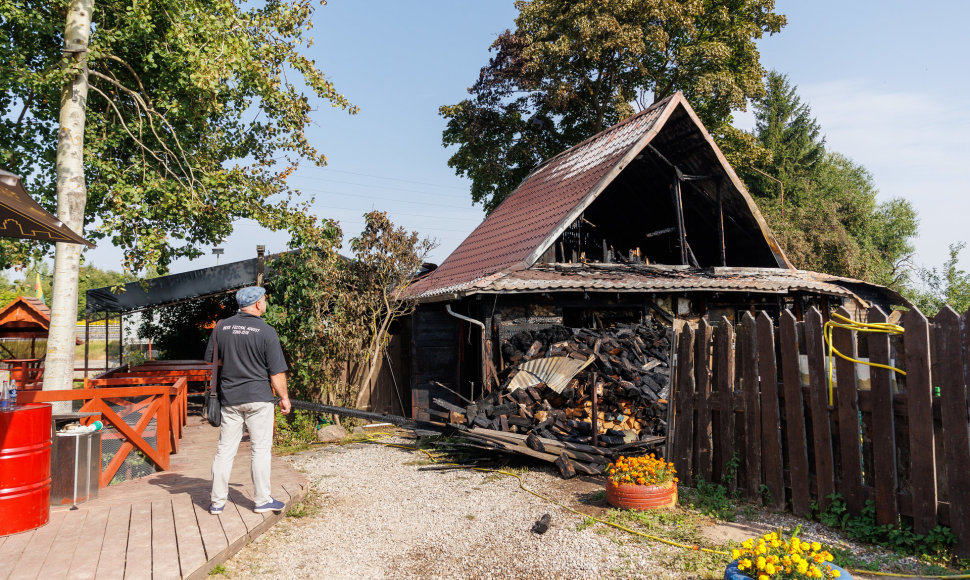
[0,0,356,390]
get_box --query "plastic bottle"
[8,379,16,407]
[0,380,8,410]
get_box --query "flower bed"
[726,529,850,579]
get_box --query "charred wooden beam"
[716,178,726,266]
[671,174,688,265]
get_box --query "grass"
[208,563,229,576]
[600,505,732,578]
[286,486,322,519]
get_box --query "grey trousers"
[210,401,275,508]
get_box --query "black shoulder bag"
[203,320,223,427]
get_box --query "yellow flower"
[731,549,741,560]
[797,561,809,574]
[742,539,754,550]
[764,563,776,574]
[832,570,841,578]
[811,541,822,552]
[758,575,769,580]
[756,556,766,569]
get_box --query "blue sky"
[82,0,970,277]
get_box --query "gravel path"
[222,435,683,579]
[222,434,929,580]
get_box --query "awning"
[86,256,269,314]
[0,170,94,247]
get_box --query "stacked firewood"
[432,320,672,477]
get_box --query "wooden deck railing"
[668,305,970,556]
[20,376,189,488]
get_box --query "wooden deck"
[0,415,308,580]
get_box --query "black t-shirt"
[204,312,288,406]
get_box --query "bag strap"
[209,319,223,395]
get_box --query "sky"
[79,0,970,277]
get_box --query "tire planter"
[723,560,852,580]
[605,480,677,510]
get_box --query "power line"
[303,168,465,190]
[290,176,468,199]
[301,187,478,210]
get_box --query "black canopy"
[86,256,272,314]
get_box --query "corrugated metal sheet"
[415,263,878,304]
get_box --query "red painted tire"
[606,480,677,510]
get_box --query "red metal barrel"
[0,403,52,535]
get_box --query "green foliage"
[742,71,919,287]
[273,407,319,454]
[77,265,127,318]
[814,493,956,562]
[441,0,786,212]
[265,211,433,405]
[0,0,356,274]
[907,242,970,316]
[679,453,740,520]
[138,293,236,360]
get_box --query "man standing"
[205,286,291,514]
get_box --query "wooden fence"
[669,305,970,556]
[20,376,189,487]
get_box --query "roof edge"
[521,93,684,269]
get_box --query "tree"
[742,72,919,287]
[908,243,970,316]
[1,0,356,390]
[264,212,434,407]
[440,0,786,212]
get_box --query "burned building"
[403,92,905,424]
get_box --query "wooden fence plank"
[902,308,938,535]
[714,316,736,491]
[672,324,695,481]
[867,306,900,527]
[758,312,785,510]
[938,307,970,556]
[780,310,811,517]
[740,312,762,500]
[805,307,836,511]
[833,306,864,516]
[695,318,713,483]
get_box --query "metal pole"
[84,314,89,378]
[104,314,109,372]
[256,245,266,286]
[120,313,124,367]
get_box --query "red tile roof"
[412,95,677,297]
[412,92,790,300]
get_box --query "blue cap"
[236,286,266,308]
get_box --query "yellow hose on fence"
[364,433,970,579]
[822,312,906,406]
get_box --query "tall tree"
[440,0,786,212]
[742,72,919,287]
[1,0,356,389]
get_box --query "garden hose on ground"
[822,312,906,406]
[359,432,970,579]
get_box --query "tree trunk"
[43,0,94,394]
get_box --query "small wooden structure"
[0,296,52,389]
